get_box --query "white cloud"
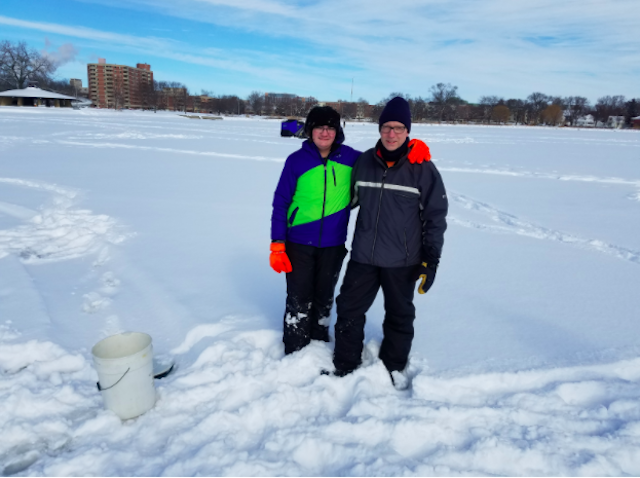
[41,39,79,66]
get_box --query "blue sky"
[1,0,638,103]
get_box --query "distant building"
[318,100,373,120]
[70,78,89,97]
[575,114,595,127]
[632,116,640,129]
[162,87,187,111]
[0,84,76,107]
[87,60,153,109]
[264,92,297,103]
[607,115,625,128]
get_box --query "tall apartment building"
[87,59,153,108]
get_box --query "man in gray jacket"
[329,96,448,388]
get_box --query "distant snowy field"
[1,107,640,476]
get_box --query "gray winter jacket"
[350,146,448,268]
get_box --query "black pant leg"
[309,245,348,342]
[333,260,381,372]
[283,242,316,354]
[378,265,418,372]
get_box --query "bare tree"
[0,40,57,89]
[341,101,357,120]
[274,96,291,116]
[155,81,170,110]
[526,92,550,124]
[457,104,476,123]
[247,91,264,115]
[506,99,526,125]
[370,100,386,122]
[563,96,590,126]
[625,99,639,126]
[182,86,190,113]
[356,97,369,119]
[39,78,75,96]
[212,95,244,115]
[594,95,626,126]
[478,96,503,123]
[138,79,157,111]
[549,96,565,107]
[429,83,460,122]
[408,97,428,122]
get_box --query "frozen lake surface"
[1,107,640,475]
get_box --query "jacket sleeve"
[419,162,448,259]
[271,156,298,242]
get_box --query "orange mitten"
[407,139,431,164]
[270,242,292,273]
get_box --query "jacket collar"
[302,138,342,160]
[374,138,410,169]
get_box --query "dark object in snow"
[281,119,306,138]
[320,368,353,378]
[154,363,174,379]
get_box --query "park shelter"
[0,86,76,107]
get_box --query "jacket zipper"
[319,157,328,247]
[371,169,387,263]
[332,166,337,186]
[404,229,409,265]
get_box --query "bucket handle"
[96,367,130,392]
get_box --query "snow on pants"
[333,260,418,373]
[283,241,347,355]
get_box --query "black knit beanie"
[379,97,411,133]
[304,106,341,137]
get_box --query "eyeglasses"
[314,126,336,133]
[380,125,407,134]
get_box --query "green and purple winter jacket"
[271,138,361,248]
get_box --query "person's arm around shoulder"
[350,149,370,209]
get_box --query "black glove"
[415,247,440,294]
[416,262,438,294]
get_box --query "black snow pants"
[333,260,418,373]
[283,241,347,355]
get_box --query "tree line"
[2,40,638,126]
[363,85,638,128]
[244,85,638,128]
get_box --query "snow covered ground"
[1,107,640,476]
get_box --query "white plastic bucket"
[92,332,156,420]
